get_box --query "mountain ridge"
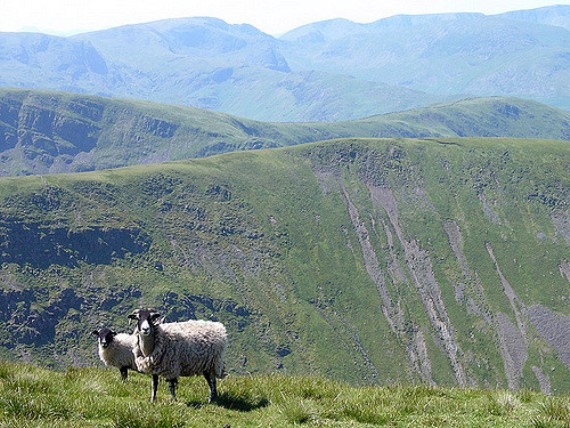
[0,6,569,120]
[1,88,569,176]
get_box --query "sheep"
[92,328,138,380]
[128,308,228,403]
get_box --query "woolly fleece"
[134,320,227,380]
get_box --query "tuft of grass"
[277,398,318,424]
[530,398,570,428]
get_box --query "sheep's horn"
[127,310,140,321]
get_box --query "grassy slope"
[0,137,568,394]
[0,361,568,427]
[1,88,569,176]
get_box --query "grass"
[0,361,568,427]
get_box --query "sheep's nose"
[140,320,152,335]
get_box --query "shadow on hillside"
[186,393,270,412]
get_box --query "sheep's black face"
[93,328,116,348]
[129,308,161,337]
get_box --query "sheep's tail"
[215,343,228,378]
[216,332,228,379]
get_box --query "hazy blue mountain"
[0,32,110,94]
[499,5,570,30]
[280,8,570,110]
[77,17,290,71]
[0,7,569,120]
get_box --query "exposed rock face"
[496,312,528,390]
[528,305,570,369]
[305,141,569,392]
[341,181,435,384]
[0,221,150,268]
[368,185,468,387]
[0,93,180,175]
[0,287,84,347]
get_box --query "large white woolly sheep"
[128,308,228,403]
[92,328,138,380]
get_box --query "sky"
[1,0,568,36]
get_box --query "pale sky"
[1,0,568,36]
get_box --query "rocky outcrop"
[372,185,469,386]
[0,92,180,175]
[340,181,434,384]
[0,287,84,347]
[528,305,570,369]
[486,243,530,389]
[0,220,150,268]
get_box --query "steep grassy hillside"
[0,138,568,394]
[1,88,569,176]
[0,361,568,427]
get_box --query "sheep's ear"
[111,330,117,336]
[91,330,100,336]
[150,313,162,325]
[128,311,139,322]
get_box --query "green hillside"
[1,88,569,176]
[0,361,568,427]
[0,137,568,395]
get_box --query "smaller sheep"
[129,308,228,403]
[92,328,138,380]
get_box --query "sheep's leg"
[151,374,159,402]
[204,371,218,403]
[168,378,178,401]
[120,367,128,381]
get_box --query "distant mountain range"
[1,88,569,176]
[0,5,569,121]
